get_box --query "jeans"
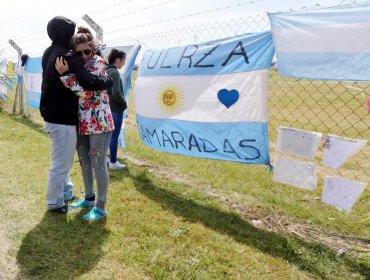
[109,112,123,163]
[45,122,77,210]
[77,132,112,205]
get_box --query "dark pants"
[109,111,123,163]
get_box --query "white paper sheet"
[322,176,367,213]
[322,135,368,168]
[276,126,322,159]
[273,157,317,190]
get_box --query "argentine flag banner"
[135,32,274,165]
[24,57,42,108]
[269,3,370,81]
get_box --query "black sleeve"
[65,54,113,91]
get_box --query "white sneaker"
[109,161,126,170]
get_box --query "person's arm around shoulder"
[55,57,87,98]
[64,52,113,91]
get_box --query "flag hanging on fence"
[122,44,141,103]
[119,45,141,148]
[135,32,275,165]
[24,57,42,108]
[269,3,370,81]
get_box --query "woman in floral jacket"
[56,27,114,220]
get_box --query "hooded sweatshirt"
[40,16,113,125]
[106,65,127,113]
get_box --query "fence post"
[8,39,24,114]
[82,14,103,41]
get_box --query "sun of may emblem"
[157,83,184,114]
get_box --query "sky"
[0,0,348,60]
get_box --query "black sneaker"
[49,205,68,214]
[64,191,75,201]
[65,195,79,204]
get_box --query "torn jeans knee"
[77,144,91,169]
[89,147,106,170]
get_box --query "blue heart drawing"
[217,89,240,108]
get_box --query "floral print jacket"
[60,55,114,135]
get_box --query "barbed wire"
[1,0,176,48]
[1,0,262,50]
[87,0,134,15]
[337,0,369,4]
[99,0,178,23]
[0,45,10,55]
[105,0,263,35]
[104,15,269,46]
[0,0,365,56]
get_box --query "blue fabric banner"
[269,3,370,81]
[24,57,42,108]
[135,32,274,165]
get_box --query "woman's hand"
[55,57,69,75]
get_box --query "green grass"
[0,71,369,279]
[126,123,370,237]
[0,110,369,278]
[123,76,370,238]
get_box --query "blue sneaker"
[70,199,94,209]
[83,207,107,221]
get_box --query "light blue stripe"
[17,76,23,84]
[136,114,270,165]
[0,59,6,68]
[269,3,370,29]
[25,57,42,73]
[118,129,126,149]
[121,45,141,119]
[122,45,141,101]
[276,52,370,81]
[26,90,40,108]
[138,31,274,76]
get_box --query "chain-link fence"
[105,7,370,185]
[2,2,368,185]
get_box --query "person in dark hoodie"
[40,16,113,213]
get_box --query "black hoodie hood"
[47,16,76,48]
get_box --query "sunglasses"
[75,49,92,56]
